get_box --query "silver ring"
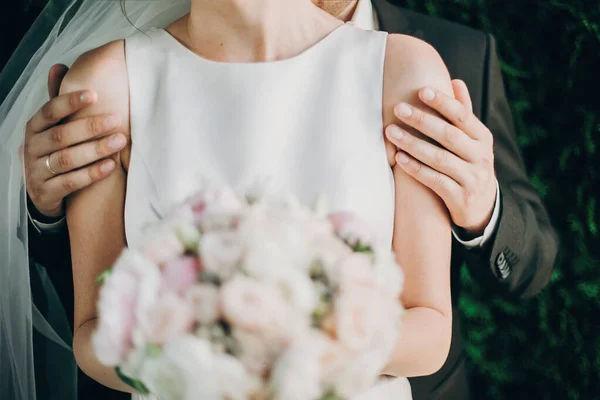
[45,154,59,176]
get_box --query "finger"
[47,64,69,98]
[414,89,481,140]
[26,90,97,135]
[388,103,476,161]
[451,79,473,113]
[33,113,122,157]
[386,125,474,186]
[44,133,126,177]
[44,159,116,202]
[395,150,463,207]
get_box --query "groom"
[23,0,558,399]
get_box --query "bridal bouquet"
[93,184,404,400]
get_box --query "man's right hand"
[24,64,127,217]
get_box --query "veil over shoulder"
[0,1,190,398]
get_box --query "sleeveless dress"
[125,23,412,399]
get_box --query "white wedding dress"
[125,23,412,400]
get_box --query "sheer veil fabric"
[0,1,191,398]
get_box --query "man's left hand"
[386,79,497,234]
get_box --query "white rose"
[371,249,404,298]
[271,267,318,315]
[214,352,262,400]
[233,329,275,376]
[269,332,330,400]
[94,249,162,364]
[338,253,378,290]
[199,231,244,280]
[185,283,220,324]
[139,335,219,400]
[322,351,382,398]
[221,276,292,337]
[334,284,400,352]
[140,293,195,345]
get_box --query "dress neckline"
[154,23,350,67]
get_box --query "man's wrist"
[452,180,502,249]
[27,196,66,233]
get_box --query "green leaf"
[95,268,113,285]
[115,367,150,395]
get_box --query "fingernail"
[389,126,403,140]
[396,103,412,118]
[104,115,120,129]
[397,153,410,164]
[100,160,115,174]
[108,134,126,149]
[421,88,435,101]
[80,91,93,103]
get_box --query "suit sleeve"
[459,34,559,299]
[27,200,71,272]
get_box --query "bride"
[1,0,452,398]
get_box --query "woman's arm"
[59,40,133,392]
[381,34,454,377]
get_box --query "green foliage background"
[2,0,599,399]
[391,1,600,399]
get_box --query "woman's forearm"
[73,319,135,393]
[381,307,452,378]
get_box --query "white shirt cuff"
[452,179,501,249]
[27,208,66,234]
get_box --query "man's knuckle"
[41,102,55,121]
[52,125,66,145]
[435,148,449,167]
[58,151,71,169]
[433,172,445,187]
[62,178,77,192]
[443,124,457,144]
[415,111,425,126]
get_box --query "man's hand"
[24,64,126,217]
[385,79,497,234]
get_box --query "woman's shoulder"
[59,40,131,166]
[382,33,453,123]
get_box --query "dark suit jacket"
[371,1,560,398]
[28,2,559,400]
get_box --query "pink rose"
[162,256,201,293]
[185,283,220,325]
[334,284,401,352]
[185,187,243,230]
[141,293,195,345]
[220,276,287,334]
[328,212,374,249]
[338,253,377,290]
[143,228,185,265]
[93,250,161,366]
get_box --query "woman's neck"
[173,0,342,63]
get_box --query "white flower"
[338,253,378,290]
[141,227,185,266]
[220,275,288,335]
[371,250,404,299]
[186,186,243,231]
[271,267,318,315]
[233,329,275,376]
[322,351,382,398]
[139,335,218,400]
[328,212,375,249]
[185,283,220,325]
[199,231,244,280]
[269,332,330,400]
[334,283,400,352]
[140,293,195,345]
[93,250,161,366]
[214,352,261,400]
